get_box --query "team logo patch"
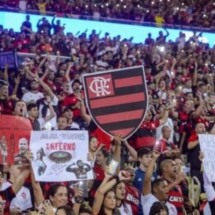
[83,66,148,139]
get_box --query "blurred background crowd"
[0,0,215,30]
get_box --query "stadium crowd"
[0,0,215,29]
[0,11,215,215]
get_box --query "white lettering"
[89,77,111,97]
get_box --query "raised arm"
[31,166,44,207]
[64,62,73,82]
[159,108,169,125]
[92,171,130,215]
[43,96,56,123]
[92,174,116,215]
[79,97,91,125]
[142,152,159,196]
[112,135,122,162]
[3,64,8,82]
[123,140,137,161]
[12,168,30,194]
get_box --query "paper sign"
[199,134,215,182]
[30,130,94,182]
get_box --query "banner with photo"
[199,134,215,182]
[30,130,94,182]
[0,115,32,164]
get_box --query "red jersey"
[178,111,194,134]
[156,138,177,153]
[133,120,160,149]
[0,99,13,115]
[89,165,105,203]
[125,183,139,215]
[195,117,210,130]
[166,179,184,215]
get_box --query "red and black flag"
[82,66,148,139]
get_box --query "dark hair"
[79,202,92,214]
[100,189,120,215]
[57,115,69,123]
[151,179,166,194]
[137,147,152,158]
[77,160,83,165]
[99,147,109,158]
[46,184,68,200]
[89,136,97,142]
[72,79,81,87]
[27,103,38,111]
[149,201,169,215]
[14,99,26,107]
[56,205,75,215]
[62,106,73,114]
[0,79,8,88]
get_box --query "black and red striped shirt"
[166,179,184,215]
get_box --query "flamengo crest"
[82,66,148,139]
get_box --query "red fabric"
[62,93,81,118]
[188,132,198,142]
[135,136,156,149]
[44,79,57,92]
[140,120,160,130]
[166,180,184,215]
[125,183,139,215]
[90,127,112,150]
[156,138,177,153]
[0,99,14,115]
[93,164,105,181]
[195,117,210,129]
[133,120,160,149]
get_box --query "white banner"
[30,130,94,182]
[199,134,215,182]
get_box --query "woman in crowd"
[115,181,133,215]
[149,202,169,215]
[92,171,130,215]
[56,205,75,215]
[47,184,69,209]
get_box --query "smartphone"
[78,180,88,198]
[181,166,186,174]
[107,159,119,175]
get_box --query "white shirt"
[141,194,177,215]
[69,122,80,130]
[22,91,44,104]
[1,181,32,211]
[118,202,133,215]
[39,95,58,129]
